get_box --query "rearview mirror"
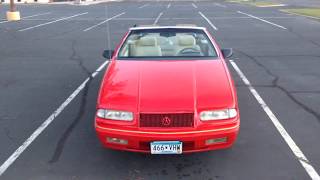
[103,50,114,59]
[221,48,233,58]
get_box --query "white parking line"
[112,16,295,21]
[0,20,12,24]
[199,11,218,31]
[4,16,296,22]
[115,17,154,20]
[214,3,227,8]
[23,12,52,19]
[0,60,109,177]
[139,4,149,9]
[0,12,51,24]
[83,12,125,32]
[229,60,320,180]
[192,3,198,8]
[167,3,171,9]
[213,16,296,19]
[257,4,286,7]
[18,12,88,32]
[237,11,287,30]
[153,12,163,25]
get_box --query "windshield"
[118,28,218,59]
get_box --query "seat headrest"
[178,35,196,46]
[136,36,158,46]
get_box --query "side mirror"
[103,50,114,59]
[221,48,233,58]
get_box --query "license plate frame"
[150,141,183,154]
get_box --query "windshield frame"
[116,28,219,60]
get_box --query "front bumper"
[95,121,239,153]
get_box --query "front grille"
[139,113,194,127]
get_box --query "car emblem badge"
[162,116,171,126]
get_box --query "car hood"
[98,59,235,113]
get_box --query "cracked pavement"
[1,0,320,179]
[235,49,320,122]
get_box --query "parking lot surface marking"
[83,12,125,32]
[214,3,227,8]
[0,60,109,177]
[1,1,320,179]
[229,60,320,180]
[22,12,52,19]
[199,11,218,30]
[237,11,287,30]
[139,4,149,9]
[0,12,51,24]
[153,12,163,25]
[18,12,88,32]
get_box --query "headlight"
[96,109,133,121]
[200,109,237,121]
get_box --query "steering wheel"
[177,47,201,56]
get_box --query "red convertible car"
[95,26,239,154]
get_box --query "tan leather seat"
[132,36,162,56]
[175,35,200,55]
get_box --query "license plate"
[150,141,183,154]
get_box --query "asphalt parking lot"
[1,0,320,179]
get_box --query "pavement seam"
[49,78,92,163]
[49,40,92,163]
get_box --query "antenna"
[106,3,111,56]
